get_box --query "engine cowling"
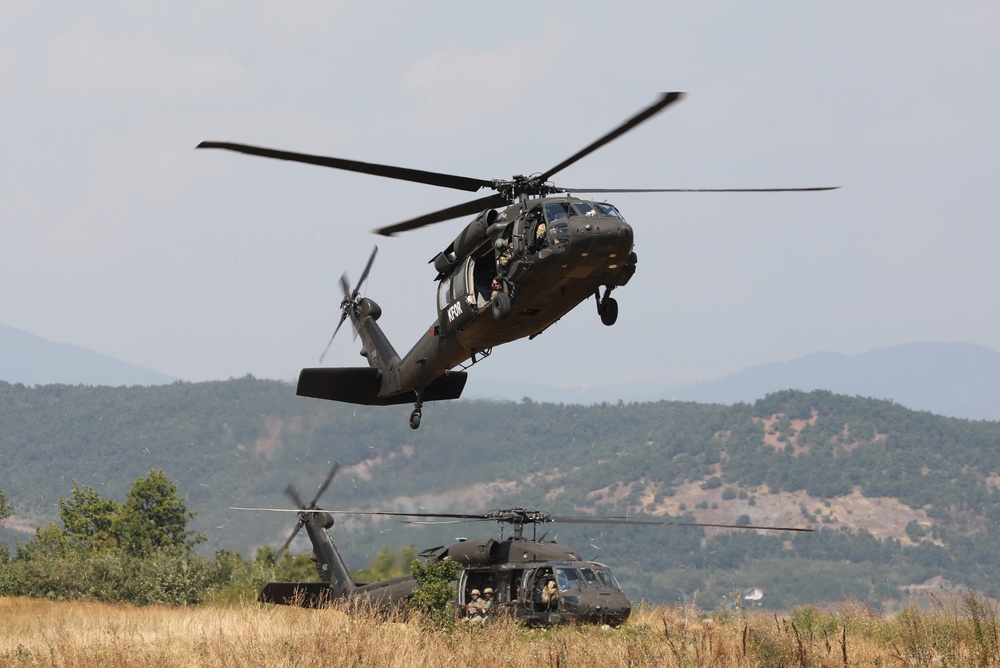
[432,209,501,275]
[446,538,500,566]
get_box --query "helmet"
[484,588,493,594]
[471,589,480,596]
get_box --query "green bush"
[409,557,460,631]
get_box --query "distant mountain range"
[0,323,175,387]
[463,342,1000,421]
[3,322,998,420]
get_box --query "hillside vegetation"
[3,378,1000,609]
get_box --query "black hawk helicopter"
[236,463,812,627]
[199,93,835,429]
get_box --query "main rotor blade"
[537,92,684,184]
[197,141,493,193]
[231,508,502,520]
[549,515,812,532]
[376,193,510,236]
[403,518,495,525]
[557,186,840,193]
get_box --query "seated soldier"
[480,587,494,615]
[540,576,558,610]
[465,589,486,620]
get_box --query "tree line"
[5,379,1000,607]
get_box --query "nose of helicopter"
[560,590,632,627]
[550,216,634,263]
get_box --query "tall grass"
[2,594,999,667]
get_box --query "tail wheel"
[492,292,511,320]
[409,410,422,430]
[599,298,618,326]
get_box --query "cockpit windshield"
[594,567,623,591]
[594,202,624,219]
[543,200,625,223]
[553,565,623,591]
[580,567,601,588]
[554,567,580,592]
[543,202,574,223]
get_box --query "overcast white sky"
[3,2,998,393]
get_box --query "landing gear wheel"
[492,292,511,321]
[409,410,422,430]
[599,297,618,326]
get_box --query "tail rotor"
[320,247,378,363]
[274,463,341,562]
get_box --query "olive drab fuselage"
[199,92,834,428]
[296,195,635,428]
[259,508,632,627]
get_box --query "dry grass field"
[1,594,998,667]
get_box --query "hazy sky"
[3,2,998,393]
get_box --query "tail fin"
[303,518,355,598]
[354,297,401,376]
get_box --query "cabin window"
[441,258,472,306]
[437,276,452,311]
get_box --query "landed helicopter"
[199,93,836,429]
[236,464,813,627]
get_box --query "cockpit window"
[580,567,600,588]
[594,202,624,219]
[573,202,598,217]
[594,567,623,591]
[555,567,581,591]
[544,202,574,223]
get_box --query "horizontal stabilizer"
[297,367,468,405]
[259,582,336,607]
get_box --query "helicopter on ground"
[236,463,813,627]
[199,93,835,429]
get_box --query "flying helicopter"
[236,463,813,627]
[198,92,836,429]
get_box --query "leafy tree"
[59,481,121,550]
[353,545,418,583]
[0,488,11,526]
[255,546,318,582]
[409,557,460,630]
[113,470,205,556]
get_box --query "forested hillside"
[3,377,999,609]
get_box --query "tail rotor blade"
[319,314,348,363]
[352,246,379,297]
[285,483,307,509]
[319,251,378,359]
[309,462,340,508]
[274,523,303,563]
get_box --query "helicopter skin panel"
[297,367,467,405]
[259,582,336,607]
